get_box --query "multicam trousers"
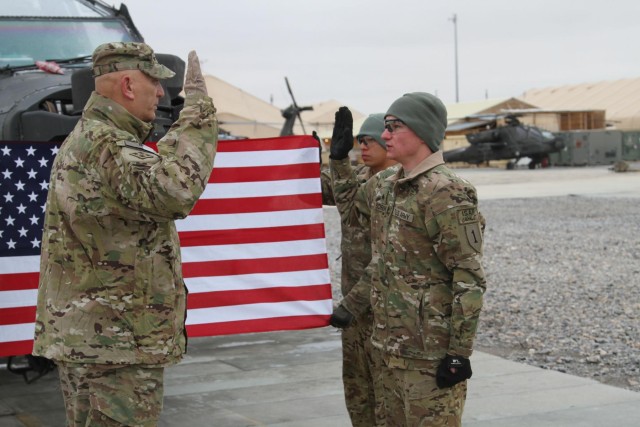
[381,360,466,427]
[342,313,385,426]
[57,362,164,427]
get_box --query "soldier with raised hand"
[330,93,486,426]
[33,42,218,426]
[322,110,397,426]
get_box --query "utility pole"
[449,13,459,103]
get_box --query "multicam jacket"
[322,164,368,298]
[322,164,398,300]
[33,91,218,365]
[332,152,486,366]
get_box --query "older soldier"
[330,93,486,426]
[321,113,397,426]
[32,42,217,426]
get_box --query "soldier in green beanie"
[330,92,486,426]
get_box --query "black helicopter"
[279,76,313,136]
[443,114,565,169]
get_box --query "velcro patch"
[375,201,390,214]
[392,207,414,223]
[464,223,482,253]
[117,141,160,165]
[458,208,478,225]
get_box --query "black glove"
[329,107,353,160]
[329,305,354,329]
[436,355,472,389]
[312,130,322,165]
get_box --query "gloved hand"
[436,355,472,388]
[183,50,207,96]
[312,130,323,165]
[329,305,354,329]
[329,106,353,160]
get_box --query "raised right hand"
[329,106,353,160]
[183,50,207,96]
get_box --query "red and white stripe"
[0,135,332,357]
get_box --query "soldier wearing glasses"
[330,92,486,426]
[323,113,397,426]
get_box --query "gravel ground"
[323,195,640,392]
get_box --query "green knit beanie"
[385,92,447,152]
[356,113,386,149]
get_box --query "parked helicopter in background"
[443,114,565,169]
[279,77,313,136]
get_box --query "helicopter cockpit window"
[541,130,555,139]
[0,0,136,68]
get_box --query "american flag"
[0,136,332,357]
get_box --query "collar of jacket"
[388,150,445,183]
[83,92,154,143]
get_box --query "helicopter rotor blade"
[285,77,299,109]
[284,76,307,134]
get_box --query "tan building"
[520,77,640,131]
[203,75,364,140]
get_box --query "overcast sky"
[120,0,639,115]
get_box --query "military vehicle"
[0,0,187,381]
[0,0,187,146]
[444,114,566,169]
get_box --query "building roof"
[203,75,364,139]
[203,75,283,138]
[519,78,640,130]
[445,97,538,125]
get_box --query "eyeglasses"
[357,136,377,147]
[384,119,408,134]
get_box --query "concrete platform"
[2,327,640,426]
[1,165,638,426]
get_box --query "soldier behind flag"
[32,42,218,426]
[330,93,486,426]
[321,111,397,426]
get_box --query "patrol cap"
[92,42,175,79]
[356,113,387,149]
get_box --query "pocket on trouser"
[89,365,165,427]
[386,367,467,427]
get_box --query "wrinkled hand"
[436,355,472,388]
[329,305,354,329]
[330,107,353,160]
[183,50,207,96]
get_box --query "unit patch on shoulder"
[117,140,160,165]
[458,208,478,225]
[464,223,483,253]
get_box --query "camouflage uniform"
[323,163,397,427]
[33,44,217,425]
[57,363,164,426]
[332,151,485,426]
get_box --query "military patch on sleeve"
[464,223,483,253]
[117,140,160,165]
[458,208,478,225]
